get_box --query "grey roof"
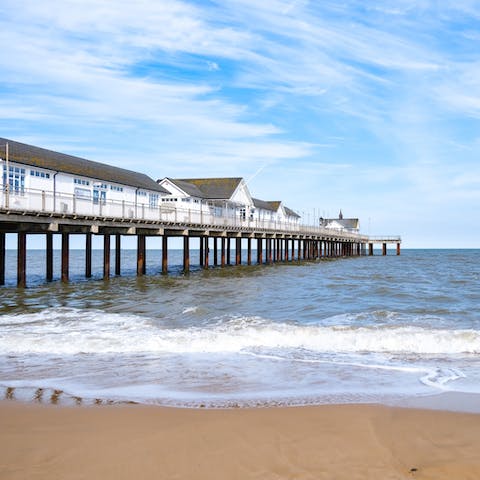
[0,137,169,194]
[167,178,243,200]
[253,198,301,218]
[284,206,301,218]
[252,198,277,211]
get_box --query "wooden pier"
[0,138,401,287]
[0,210,400,287]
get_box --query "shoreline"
[2,400,480,479]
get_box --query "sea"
[0,248,479,409]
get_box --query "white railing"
[0,186,369,241]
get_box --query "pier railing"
[1,186,369,241]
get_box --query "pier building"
[0,137,401,287]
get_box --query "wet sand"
[1,401,480,480]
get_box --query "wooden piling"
[183,235,190,273]
[397,242,401,256]
[103,234,110,280]
[0,232,5,285]
[382,243,387,256]
[137,235,146,276]
[257,238,263,264]
[46,233,53,282]
[236,237,241,265]
[247,237,252,265]
[214,238,218,266]
[204,237,209,269]
[162,235,168,274]
[227,238,231,265]
[369,243,374,256]
[61,233,69,283]
[17,232,27,288]
[199,236,204,267]
[115,234,121,275]
[85,233,92,278]
[221,237,226,267]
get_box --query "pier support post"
[397,243,401,256]
[17,232,27,288]
[183,235,190,273]
[199,236,204,267]
[85,233,92,278]
[103,234,110,280]
[285,239,289,262]
[204,237,209,269]
[257,238,263,264]
[115,234,121,275]
[46,233,53,282]
[268,238,273,264]
[137,235,146,276]
[247,237,252,265]
[382,243,387,256]
[214,238,218,266]
[61,233,69,283]
[0,232,5,285]
[227,238,231,265]
[162,235,168,274]
[291,238,295,261]
[369,243,373,256]
[221,237,226,267]
[236,237,241,265]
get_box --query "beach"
[2,401,480,480]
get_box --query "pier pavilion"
[0,138,401,287]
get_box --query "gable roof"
[284,206,301,218]
[253,198,300,218]
[252,198,277,211]
[0,137,169,194]
[166,178,244,200]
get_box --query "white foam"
[1,308,480,356]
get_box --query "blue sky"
[1,0,480,247]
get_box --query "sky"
[1,0,480,248]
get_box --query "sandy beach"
[1,401,480,480]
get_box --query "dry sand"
[1,401,480,480]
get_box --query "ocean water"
[0,248,479,408]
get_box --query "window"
[30,169,50,179]
[3,165,25,194]
[110,185,123,192]
[149,193,159,208]
[74,178,90,186]
[137,190,147,197]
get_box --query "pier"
[0,137,401,286]
[0,208,401,287]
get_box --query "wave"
[1,308,479,356]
